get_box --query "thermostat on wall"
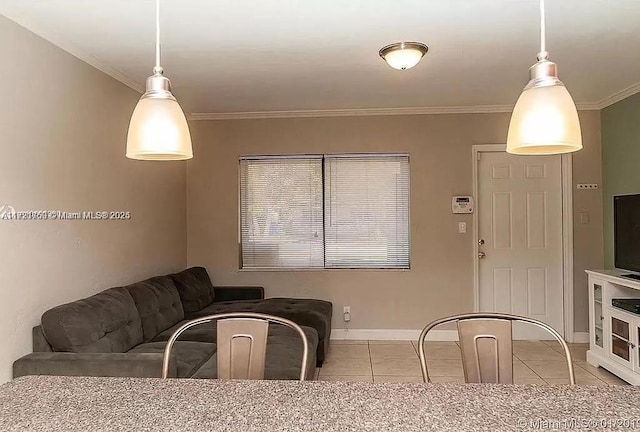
[452,196,474,214]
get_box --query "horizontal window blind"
[240,157,324,269]
[324,155,410,268]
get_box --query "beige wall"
[187,111,603,335]
[0,17,187,382]
[572,111,604,332]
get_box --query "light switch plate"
[580,212,590,224]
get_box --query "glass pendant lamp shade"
[126,0,193,161]
[506,0,582,156]
[127,93,192,160]
[507,84,582,155]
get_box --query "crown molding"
[1,11,144,94]
[189,102,604,121]
[576,102,603,111]
[188,105,516,120]
[595,81,640,110]
[5,9,638,116]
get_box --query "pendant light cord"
[538,0,548,60]
[154,0,162,73]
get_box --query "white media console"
[586,270,640,385]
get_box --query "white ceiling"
[2,0,640,116]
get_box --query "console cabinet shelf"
[587,270,640,385]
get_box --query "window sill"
[238,267,411,272]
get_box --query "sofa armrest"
[13,352,175,379]
[213,286,264,302]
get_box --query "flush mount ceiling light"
[506,0,582,155]
[379,42,428,71]
[126,0,193,160]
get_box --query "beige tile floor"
[316,340,629,386]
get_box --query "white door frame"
[471,144,575,342]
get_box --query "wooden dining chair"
[417,312,575,385]
[161,312,310,380]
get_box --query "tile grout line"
[515,342,603,383]
[571,361,607,384]
[367,340,374,381]
[518,357,607,385]
[514,354,535,370]
[514,354,547,382]
[324,341,614,386]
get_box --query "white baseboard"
[572,332,590,344]
[331,329,458,341]
[330,328,589,343]
[587,350,638,385]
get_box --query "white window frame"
[238,153,411,271]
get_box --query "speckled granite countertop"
[1,376,640,431]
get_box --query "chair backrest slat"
[457,319,513,384]
[161,312,309,381]
[217,318,269,380]
[418,312,574,385]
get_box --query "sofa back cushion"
[41,287,143,353]
[126,276,185,342]
[169,267,215,315]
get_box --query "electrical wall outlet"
[458,222,467,233]
[343,306,351,322]
[577,184,599,190]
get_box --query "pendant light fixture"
[126,0,193,160]
[379,42,428,71]
[506,0,582,155]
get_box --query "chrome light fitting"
[506,0,582,155]
[126,0,193,160]
[379,42,428,70]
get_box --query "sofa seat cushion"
[190,324,318,380]
[190,299,331,341]
[268,298,333,318]
[128,341,216,378]
[169,267,216,315]
[126,276,184,342]
[153,321,317,346]
[152,320,218,344]
[41,287,144,353]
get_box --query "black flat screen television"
[614,194,640,275]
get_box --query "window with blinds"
[239,154,410,269]
[324,155,410,268]
[240,157,324,269]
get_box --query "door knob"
[478,239,485,245]
[478,252,486,259]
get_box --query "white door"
[477,150,564,339]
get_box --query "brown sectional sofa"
[13,267,332,380]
